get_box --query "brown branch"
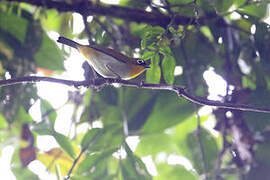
[4,0,206,27]
[1,76,270,114]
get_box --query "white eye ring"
[137,59,145,65]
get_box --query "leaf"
[121,142,151,180]
[34,33,64,71]
[0,11,28,43]
[52,131,76,159]
[214,0,234,13]
[154,163,198,180]
[76,148,117,175]
[80,128,102,149]
[172,115,209,158]
[123,88,157,131]
[135,133,176,157]
[15,107,34,123]
[186,128,218,174]
[37,148,84,175]
[31,120,53,135]
[162,55,176,84]
[142,91,194,133]
[11,149,39,180]
[141,51,155,60]
[146,54,161,84]
[87,125,123,152]
[239,2,268,19]
[40,99,56,125]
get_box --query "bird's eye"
[137,59,145,65]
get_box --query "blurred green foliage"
[0,0,269,180]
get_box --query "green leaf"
[87,125,123,152]
[239,2,268,19]
[162,55,176,84]
[186,128,218,174]
[142,91,193,133]
[214,0,234,13]
[123,88,157,131]
[135,133,176,157]
[15,107,34,123]
[154,163,198,180]
[32,121,53,135]
[141,51,155,60]
[80,128,102,149]
[0,11,28,43]
[121,142,151,180]
[146,54,161,84]
[172,115,209,158]
[52,131,76,159]
[76,148,117,175]
[34,33,64,71]
[40,99,56,125]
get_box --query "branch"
[1,76,270,114]
[5,0,207,27]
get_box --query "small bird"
[57,36,150,80]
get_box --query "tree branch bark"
[1,76,270,114]
[5,0,207,27]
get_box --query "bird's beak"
[144,60,151,68]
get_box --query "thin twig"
[65,148,84,180]
[1,76,270,113]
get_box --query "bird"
[57,36,150,80]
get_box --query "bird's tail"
[57,36,80,49]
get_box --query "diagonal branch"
[1,76,270,114]
[5,0,207,27]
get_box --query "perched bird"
[57,37,150,80]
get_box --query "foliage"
[0,0,269,180]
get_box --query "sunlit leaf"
[162,55,176,84]
[135,133,176,157]
[37,148,84,175]
[154,163,198,180]
[52,131,76,159]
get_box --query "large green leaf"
[238,2,268,19]
[34,33,64,71]
[0,11,28,43]
[172,114,209,158]
[154,163,198,180]
[142,91,193,133]
[135,133,177,157]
